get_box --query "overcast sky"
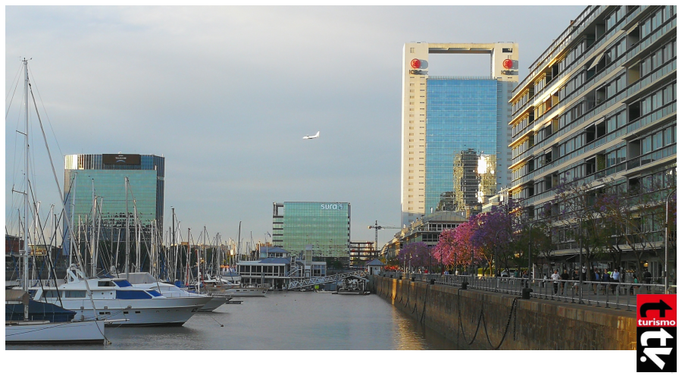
[5,4,586,247]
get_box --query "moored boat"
[29,266,210,326]
[5,289,111,344]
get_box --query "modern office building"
[63,153,165,269]
[508,6,676,274]
[401,42,519,226]
[272,202,351,263]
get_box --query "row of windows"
[641,39,676,77]
[642,125,676,155]
[640,6,676,40]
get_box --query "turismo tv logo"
[637,294,677,372]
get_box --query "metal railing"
[384,273,672,311]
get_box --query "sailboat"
[5,59,110,344]
[30,181,211,326]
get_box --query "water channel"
[8,290,458,350]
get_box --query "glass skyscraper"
[401,42,518,226]
[425,78,499,215]
[63,154,165,265]
[272,202,350,261]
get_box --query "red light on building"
[410,59,421,69]
[502,59,513,70]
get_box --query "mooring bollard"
[522,287,533,299]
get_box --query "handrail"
[381,273,672,310]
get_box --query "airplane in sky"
[303,131,320,140]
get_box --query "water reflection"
[7,291,459,350]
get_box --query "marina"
[7,290,459,350]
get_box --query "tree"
[397,242,431,272]
[596,175,676,282]
[433,224,475,274]
[545,176,611,275]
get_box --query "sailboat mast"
[237,221,241,263]
[22,58,30,292]
[125,177,130,279]
[171,207,176,282]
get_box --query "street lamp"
[664,189,675,294]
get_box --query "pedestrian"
[601,268,610,294]
[593,269,600,294]
[560,269,570,294]
[551,269,561,294]
[643,268,652,293]
[611,268,620,294]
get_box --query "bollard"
[522,287,533,299]
[462,281,468,290]
[411,277,415,282]
[430,279,435,285]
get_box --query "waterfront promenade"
[386,272,671,312]
[372,273,642,349]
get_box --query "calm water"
[8,291,459,350]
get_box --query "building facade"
[383,211,468,262]
[508,6,676,276]
[63,154,165,269]
[401,42,518,226]
[272,202,351,263]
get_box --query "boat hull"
[50,297,207,326]
[5,319,107,344]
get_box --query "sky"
[4,4,586,248]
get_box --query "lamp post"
[664,189,675,294]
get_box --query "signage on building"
[320,203,345,210]
[103,154,141,165]
[637,294,677,372]
[501,59,518,76]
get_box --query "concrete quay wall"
[370,275,637,350]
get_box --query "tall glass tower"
[401,42,518,226]
[63,154,165,270]
[425,78,498,215]
[272,202,350,262]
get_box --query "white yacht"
[29,266,210,326]
[125,272,229,312]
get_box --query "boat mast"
[21,58,30,292]
[171,207,176,282]
[185,228,191,287]
[237,221,241,263]
[125,177,130,279]
[90,179,96,277]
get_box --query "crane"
[368,220,401,258]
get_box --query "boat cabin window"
[64,290,87,298]
[43,290,61,298]
[98,281,116,287]
[147,290,162,297]
[115,290,152,300]
[113,280,133,287]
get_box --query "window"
[642,135,652,154]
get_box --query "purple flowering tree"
[397,242,432,272]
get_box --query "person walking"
[611,268,621,294]
[560,269,570,295]
[643,268,652,293]
[601,268,610,294]
[551,269,560,294]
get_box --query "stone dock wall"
[369,275,637,350]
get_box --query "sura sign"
[320,203,345,210]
